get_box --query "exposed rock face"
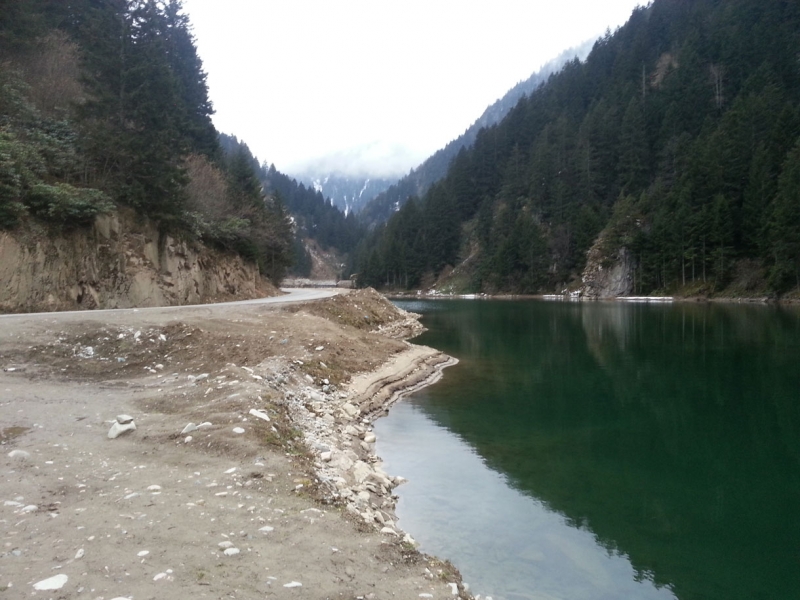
[0,210,270,312]
[581,237,635,298]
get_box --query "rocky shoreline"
[0,288,473,599]
[289,345,458,541]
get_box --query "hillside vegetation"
[0,0,293,284]
[356,0,800,298]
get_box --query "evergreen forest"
[355,0,800,296]
[0,0,301,284]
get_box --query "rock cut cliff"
[0,210,275,313]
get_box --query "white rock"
[153,572,168,581]
[232,427,245,434]
[380,527,398,536]
[7,449,30,460]
[116,414,134,424]
[363,433,376,444]
[108,421,136,439]
[74,548,85,559]
[20,504,37,513]
[33,574,68,591]
[147,485,161,491]
[196,422,213,430]
[283,581,302,588]
[341,403,360,418]
[315,346,324,351]
[419,595,433,598]
[352,461,372,483]
[218,541,235,549]
[320,451,332,462]
[449,582,459,595]
[259,525,274,533]
[181,423,197,434]
[224,467,236,474]
[184,435,193,443]
[223,547,240,556]
[249,408,270,422]
[137,550,149,557]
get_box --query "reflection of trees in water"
[411,300,800,600]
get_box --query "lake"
[374,299,800,600]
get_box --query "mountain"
[358,40,596,227]
[0,0,295,285]
[219,134,364,278]
[295,174,396,216]
[356,0,800,298]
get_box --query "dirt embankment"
[0,210,276,313]
[0,288,467,599]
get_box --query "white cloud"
[183,0,643,175]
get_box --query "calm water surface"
[375,299,800,600]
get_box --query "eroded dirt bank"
[0,289,467,599]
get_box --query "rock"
[184,436,193,443]
[232,427,245,434]
[181,423,197,434]
[259,525,274,533]
[116,414,134,424]
[315,345,324,351]
[341,403,360,418]
[248,408,270,422]
[33,574,68,591]
[218,541,235,549]
[344,425,359,437]
[320,451,332,462]
[380,527,398,536]
[223,547,240,556]
[352,461,372,483]
[448,582,459,595]
[363,432,376,444]
[7,449,30,460]
[403,533,417,546]
[74,548,85,559]
[137,550,149,557]
[196,422,213,430]
[108,420,136,439]
[283,581,302,588]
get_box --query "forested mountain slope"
[1,0,293,286]
[356,0,800,297]
[358,40,595,228]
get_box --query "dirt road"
[0,289,466,599]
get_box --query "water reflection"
[376,401,677,600]
[379,300,800,600]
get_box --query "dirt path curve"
[0,289,468,600]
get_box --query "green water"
[375,299,800,600]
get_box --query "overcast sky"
[182,0,644,178]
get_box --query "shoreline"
[0,288,472,599]
[387,290,800,305]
